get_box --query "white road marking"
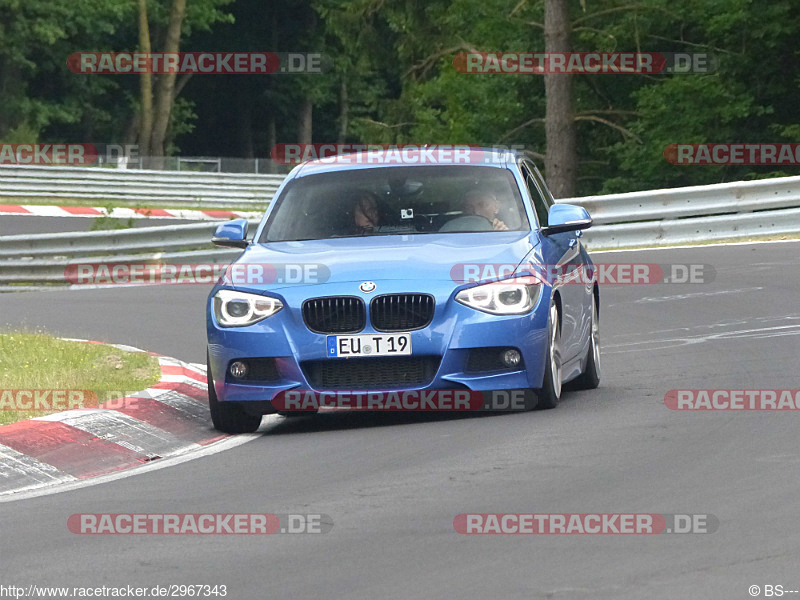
[0,426,272,503]
[604,323,800,354]
[19,205,70,217]
[609,314,800,339]
[608,286,764,306]
[590,238,800,254]
[0,445,78,495]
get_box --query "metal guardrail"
[565,176,800,225]
[0,221,258,290]
[0,248,243,287]
[0,221,225,259]
[2,172,800,290]
[0,165,284,207]
[581,207,800,248]
[560,175,800,249]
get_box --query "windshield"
[261,165,530,242]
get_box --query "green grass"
[0,331,161,426]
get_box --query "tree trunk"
[239,95,254,159]
[544,0,577,198]
[266,6,279,174]
[267,116,277,173]
[298,98,313,144]
[137,0,153,168]
[149,0,187,168]
[337,79,349,144]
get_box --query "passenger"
[353,191,381,233]
[463,190,509,231]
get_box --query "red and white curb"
[0,340,259,500]
[0,204,261,221]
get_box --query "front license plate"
[327,333,412,358]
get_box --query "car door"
[519,159,585,363]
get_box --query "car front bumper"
[207,281,552,408]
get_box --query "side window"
[530,164,555,210]
[520,161,549,227]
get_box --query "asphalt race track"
[0,241,798,599]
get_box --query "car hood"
[229,232,538,290]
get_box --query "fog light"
[501,349,522,368]
[229,361,248,378]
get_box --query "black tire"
[484,389,537,412]
[535,300,562,410]
[517,389,538,412]
[207,353,262,434]
[572,297,601,390]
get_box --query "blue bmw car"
[206,148,600,432]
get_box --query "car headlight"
[213,289,283,327]
[456,280,541,315]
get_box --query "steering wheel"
[438,214,494,233]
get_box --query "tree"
[0,0,133,142]
[138,0,153,159]
[136,0,232,166]
[544,0,577,198]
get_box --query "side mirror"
[541,204,592,236]
[212,219,249,249]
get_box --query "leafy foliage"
[2,0,800,193]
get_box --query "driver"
[463,190,509,231]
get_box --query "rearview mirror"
[541,204,592,236]
[212,219,249,249]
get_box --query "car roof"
[290,146,525,178]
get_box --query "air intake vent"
[370,294,435,332]
[302,296,366,334]
[301,356,441,389]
